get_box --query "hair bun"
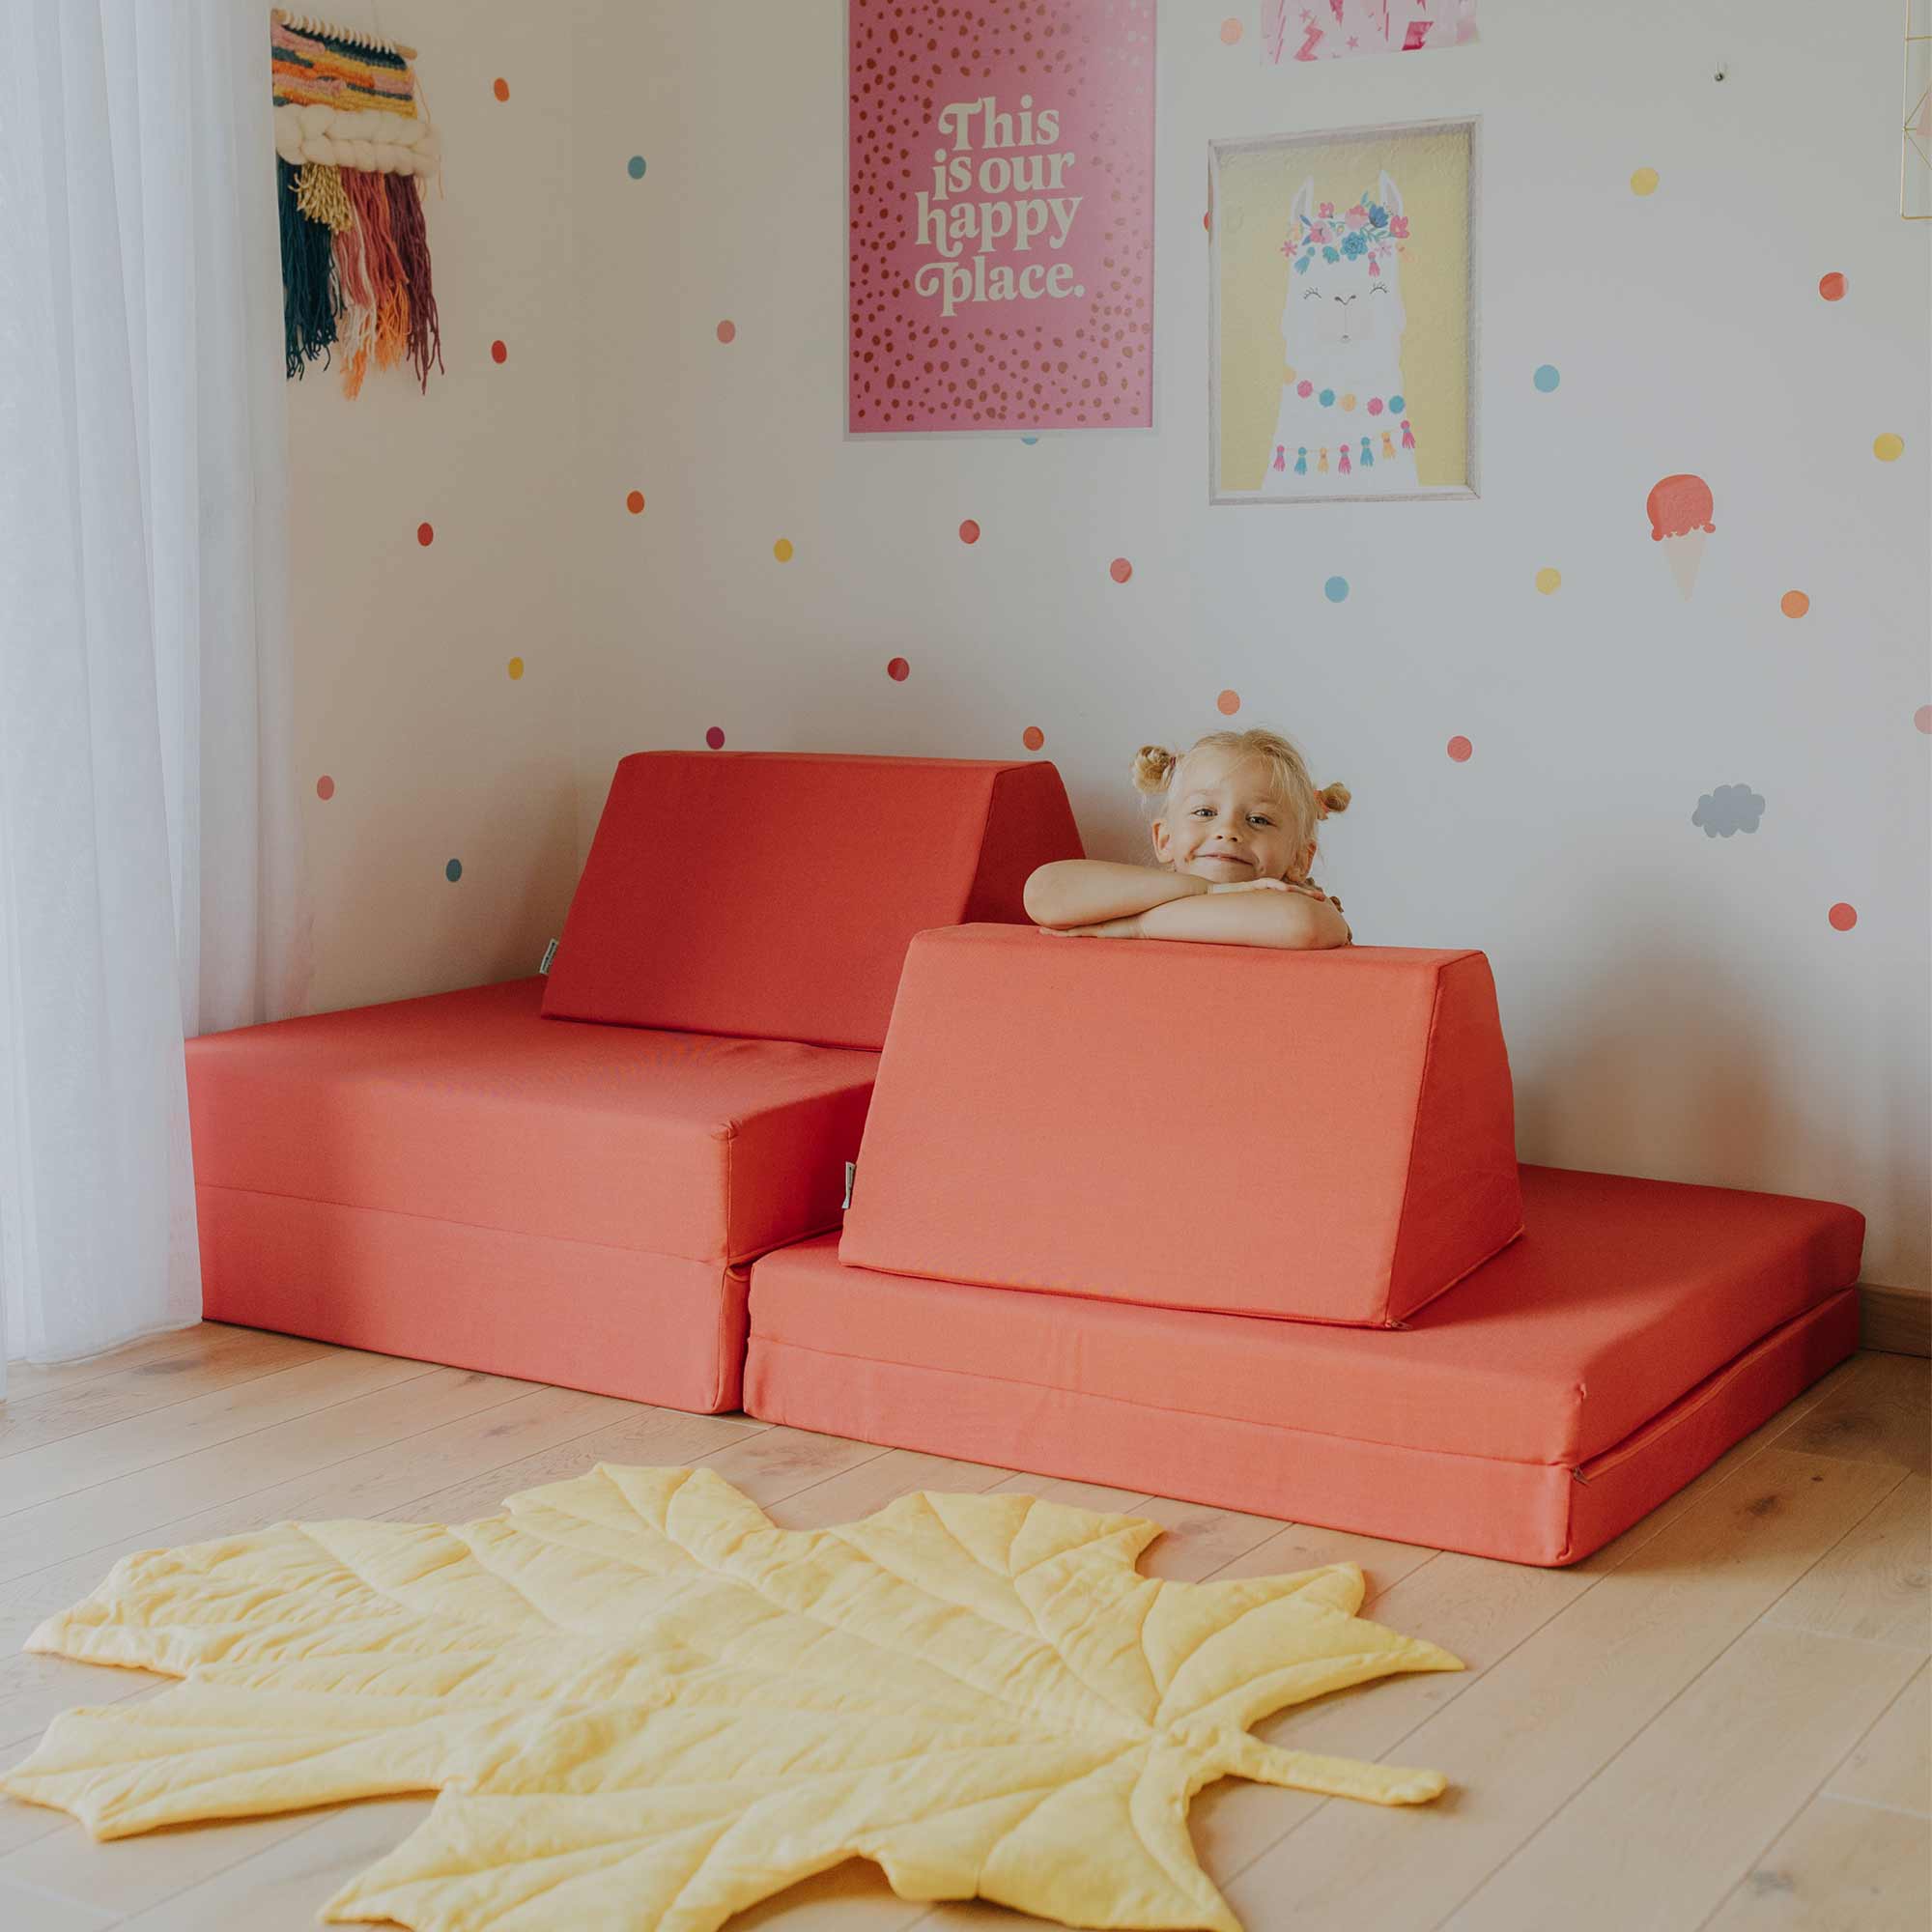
[1315,781,1351,819]
[1132,744,1179,795]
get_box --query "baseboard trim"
[1859,1283,1931,1357]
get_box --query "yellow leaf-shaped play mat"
[2,1464,1462,1931]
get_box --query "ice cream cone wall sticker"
[1647,473,1716,599]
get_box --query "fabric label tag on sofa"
[539,939,558,975]
[843,1161,857,1210]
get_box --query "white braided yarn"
[273,102,440,176]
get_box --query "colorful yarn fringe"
[271,19,416,115]
[271,23,441,395]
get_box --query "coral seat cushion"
[786,1165,1865,1467]
[540,753,1083,1050]
[186,979,876,1265]
[838,924,1523,1325]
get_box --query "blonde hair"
[1132,729,1350,867]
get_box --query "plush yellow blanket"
[2,1464,1461,1931]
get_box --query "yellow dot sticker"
[1873,433,1904,462]
[1631,167,1660,196]
[1535,567,1562,595]
[506,657,525,680]
[773,538,794,562]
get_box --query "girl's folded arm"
[1023,860,1206,928]
[1136,889,1349,951]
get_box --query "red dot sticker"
[704,726,725,750]
[1216,689,1241,716]
[1220,17,1243,43]
[1818,271,1846,301]
[716,320,736,344]
[491,339,507,364]
[493,77,510,102]
[626,490,645,515]
[959,519,980,545]
[1447,736,1473,762]
[1109,557,1133,583]
[416,523,434,547]
[1828,902,1857,931]
[1916,704,1932,734]
[1022,725,1045,751]
[315,775,335,801]
[887,656,910,682]
[1780,590,1809,618]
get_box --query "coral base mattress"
[746,1165,1865,1566]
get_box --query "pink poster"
[847,0,1155,436]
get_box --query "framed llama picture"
[1209,117,1478,503]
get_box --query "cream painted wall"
[283,3,1929,1295]
[287,1,582,1016]
[563,0,1929,1293]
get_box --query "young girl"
[1023,728,1353,949]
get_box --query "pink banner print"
[1260,1,1477,65]
[848,0,1155,434]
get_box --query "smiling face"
[1279,172,1407,378]
[1151,752,1315,884]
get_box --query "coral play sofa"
[185,753,1083,1412]
[744,925,1865,1566]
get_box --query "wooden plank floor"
[0,1324,1924,1931]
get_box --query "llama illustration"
[1262,170,1420,497]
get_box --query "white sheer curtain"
[0,0,309,1392]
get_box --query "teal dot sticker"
[627,156,646,180]
[445,859,463,883]
[1387,393,1405,413]
[1020,435,1038,445]
[1533,364,1561,392]
[1319,388,1336,407]
[1324,577,1350,603]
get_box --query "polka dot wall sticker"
[1020,435,1039,445]
[1533,364,1561,393]
[1779,590,1809,618]
[1109,557,1133,583]
[1447,736,1473,762]
[1631,167,1660,196]
[416,522,434,547]
[493,77,509,102]
[1874,433,1904,461]
[1828,902,1858,931]
[1220,17,1243,43]
[626,490,645,514]
[627,155,646,179]
[958,520,980,545]
[1324,576,1350,603]
[1216,689,1241,716]
[887,657,911,682]
[1818,271,1847,301]
[716,320,736,344]
[491,340,508,364]
[773,538,794,562]
[1535,567,1562,595]
[1022,725,1045,751]
[316,776,335,801]
[507,657,525,680]
[1914,704,1931,734]
[705,726,725,749]
[445,859,463,883]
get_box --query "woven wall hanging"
[271,9,442,395]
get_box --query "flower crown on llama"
[1282,191,1410,276]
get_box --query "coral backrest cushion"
[541,753,1083,1050]
[838,923,1523,1326]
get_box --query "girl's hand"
[1207,878,1329,898]
[1042,913,1145,939]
